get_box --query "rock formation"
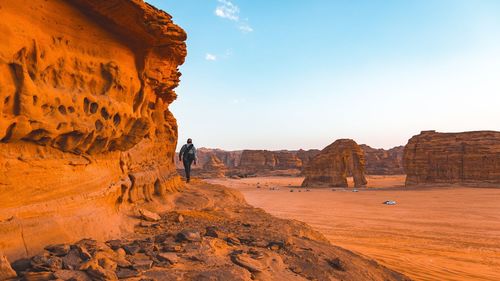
[5,181,411,281]
[199,155,227,178]
[361,145,404,175]
[176,148,320,177]
[0,0,186,259]
[302,139,368,188]
[404,130,500,186]
[175,148,242,170]
[234,150,310,176]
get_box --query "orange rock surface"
[199,155,227,178]
[361,145,404,175]
[404,130,500,186]
[302,139,368,188]
[0,0,186,260]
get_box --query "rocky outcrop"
[404,130,500,186]
[176,148,320,177]
[235,150,312,176]
[0,0,186,259]
[199,155,227,178]
[7,181,411,281]
[175,148,242,170]
[361,145,404,175]
[302,139,368,188]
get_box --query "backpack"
[185,144,195,161]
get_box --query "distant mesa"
[302,139,368,188]
[404,130,500,186]
[176,145,405,179]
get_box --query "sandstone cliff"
[361,145,404,175]
[302,139,368,188]
[404,130,500,186]
[0,0,186,259]
[198,155,227,178]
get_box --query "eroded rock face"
[199,155,227,178]
[404,130,500,186]
[0,0,186,259]
[302,139,368,188]
[236,150,309,176]
[361,145,404,175]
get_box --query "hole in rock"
[90,102,98,114]
[4,96,10,104]
[83,98,90,113]
[68,106,75,113]
[32,96,38,106]
[100,107,110,120]
[58,105,67,115]
[113,114,121,126]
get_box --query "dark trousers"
[183,158,194,180]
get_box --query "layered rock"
[361,145,404,175]
[302,139,368,188]
[175,148,242,170]
[198,155,227,178]
[404,130,500,186]
[0,0,186,259]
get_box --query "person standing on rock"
[179,138,197,183]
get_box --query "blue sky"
[147,0,500,150]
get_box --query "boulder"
[0,255,17,280]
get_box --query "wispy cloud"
[215,0,239,21]
[215,0,253,33]
[205,53,217,61]
[238,22,253,33]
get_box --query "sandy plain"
[208,175,500,281]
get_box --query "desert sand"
[209,175,500,281]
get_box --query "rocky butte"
[404,130,500,186]
[0,1,411,280]
[302,139,368,188]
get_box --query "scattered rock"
[22,271,55,281]
[105,240,123,251]
[138,208,161,222]
[128,254,153,271]
[205,226,222,238]
[177,229,201,242]
[162,245,182,252]
[54,269,92,281]
[0,255,17,280]
[61,248,83,270]
[230,253,264,273]
[139,221,159,227]
[327,257,345,271]
[116,267,141,279]
[176,214,184,223]
[10,258,31,273]
[157,253,179,264]
[123,244,141,255]
[44,244,70,256]
[225,235,241,246]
